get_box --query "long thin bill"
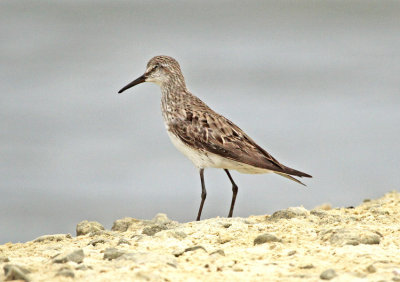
[118,74,146,93]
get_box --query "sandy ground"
[1,191,399,281]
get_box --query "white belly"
[166,131,273,174]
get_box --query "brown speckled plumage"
[118,55,311,220]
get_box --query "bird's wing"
[167,102,286,173]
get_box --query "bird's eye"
[153,65,159,71]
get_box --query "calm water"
[1,0,400,243]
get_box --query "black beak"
[118,74,147,94]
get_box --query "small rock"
[346,240,360,246]
[131,234,144,241]
[33,234,72,243]
[53,249,84,264]
[76,220,104,236]
[254,233,282,245]
[103,248,126,260]
[88,238,107,246]
[172,248,185,257]
[173,245,208,257]
[171,231,187,239]
[150,213,171,225]
[232,265,243,272]
[361,234,381,245]
[112,217,140,232]
[117,238,131,245]
[287,250,296,256]
[271,210,296,220]
[310,209,328,217]
[299,264,314,269]
[270,206,309,220]
[185,246,207,253]
[0,256,10,263]
[142,225,168,236]
[56,268,75,278]
[320,228,381,246]
[3,264,30,281]
[221,223,232,228]
[210,249,225,256]
[370,208,390,216]
[218,232,233,244]
[366,264,376,273]
[320,269,337,280]
[87,230,108,237]
[75,264,91,271]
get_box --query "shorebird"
[118,55,311,221]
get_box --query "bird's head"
[118,55,186,94]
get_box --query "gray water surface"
[1,0,400,243]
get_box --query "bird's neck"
[160,75,186,92]
[160,76,187,102]
[160,79,188,122]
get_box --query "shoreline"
[1,191,399,281]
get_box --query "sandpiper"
[118,55,311,221]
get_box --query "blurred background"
[1,0,399,244]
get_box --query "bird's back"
[162,89,310,179]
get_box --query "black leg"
[196,168,206,221]
[224,169,238,218]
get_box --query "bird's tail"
[275,166,312,186]
[275,172,306,186]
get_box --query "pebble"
[172,248,185,257]
[232,265,243,272]
[185,246,207,253]
[287,250,296,256]
[254,233,282,245]
[150,213,172,225]
[111,217,140,232]
[56,267,75,278]
[103,248,126,260]
[173,245,207,257]
[310,209,328,217]
[76,220,105,236]
[210,249,225,256]
[75,264,91,271]
[142,224,168,236]
[320,228,381,246]
[170,230,187,239]
[117,238,131,245]
[3,264,31,281]
[53,249,84,264]
[0,256,10,263]
[218,232,234,244]
[87,230,110,237]
[88,238,108,246]
[320,269,337,280]
[366,264,377,273]
[270,206,309,220]
[33,234,72,243]
[299,264,314,269]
